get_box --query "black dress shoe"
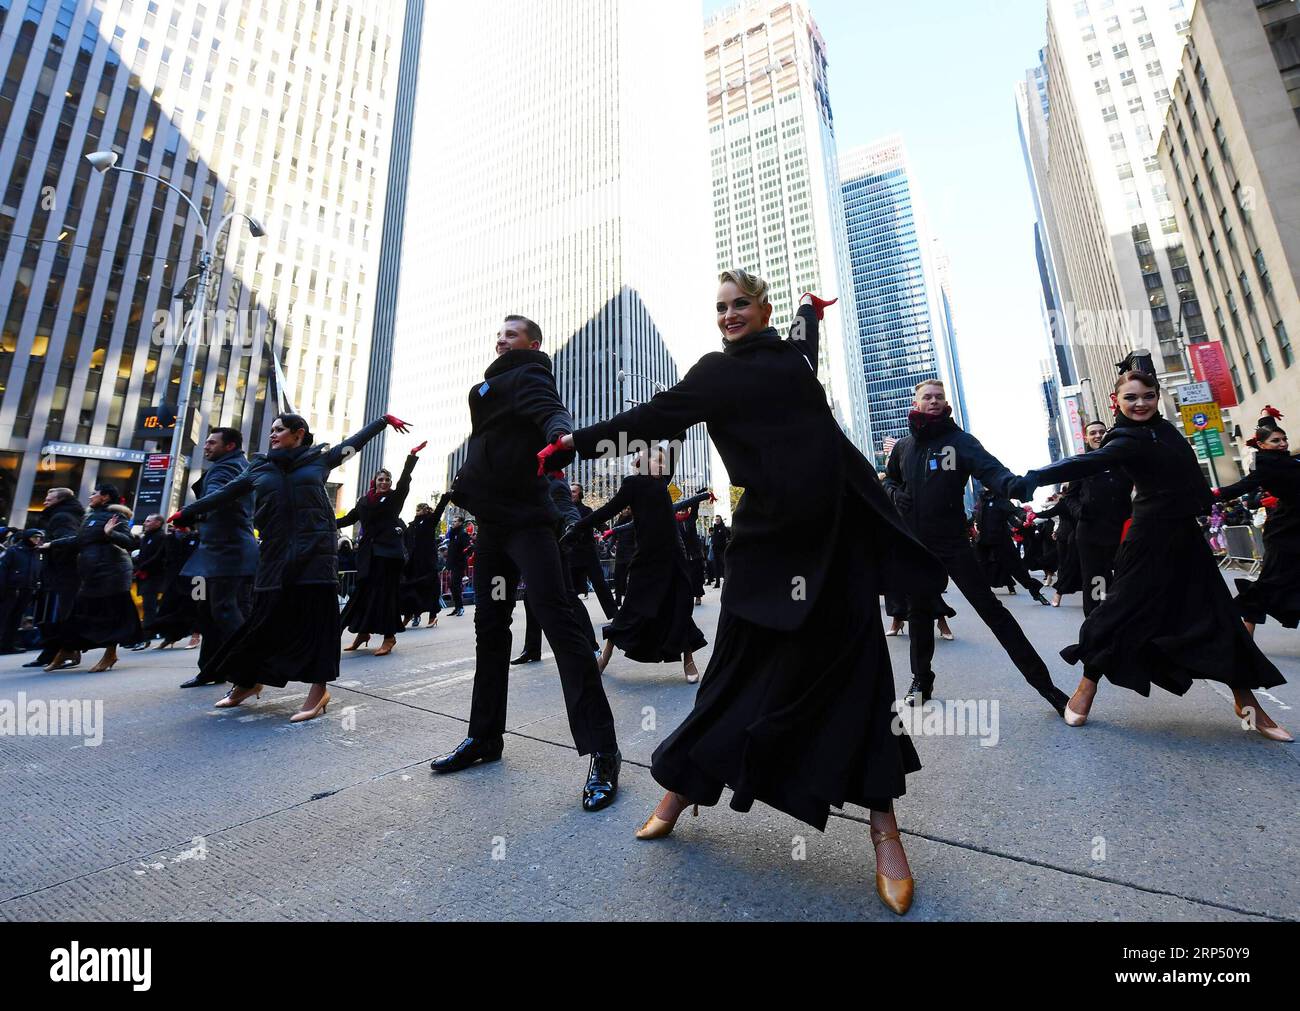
[179,675,225,689]
[903,676,934,707]
[510,653,541,665]
[453,607,465,617]
[430,736,504,774]
[1033,591,1052,606]
[22,658,49,668]
[582,750,621,812]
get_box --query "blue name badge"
[478,382,490,397]
[929,458,939,471]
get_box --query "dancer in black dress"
[145,524,201,649]
[401,496,448,628]
[1215,408,1300,636]
[562,450,710,683]
[1074,420,1133,618]
[339,443,425,656]
[1012,371,1291,742]
[975,489,1050,601]
[172,413,411,723]
[41,485,141,673]
[1038,485,1082,607]
[609,509,636,607]
[677,496,707,605]
[560,275,946,915]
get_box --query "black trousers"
[991,542,1043,595]
[613,562,630,607]
[524,548,599,656]
[448,564,466,609]
[0,588,32,651]
[196,575,254,671]
[570,549,617,620]
[1076,538,1120,618]
[910,544,1059,703]
[137,577,164,631]
[468,523,617,756]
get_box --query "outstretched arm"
[1216,471,1262,502]
[571,357,720,460]
[1012,439,1140,500]
[174,473,256,525]
[570,484,632,534]
[321,417,391,471]
[787,303,821,376]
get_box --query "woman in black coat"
[1074,420,1133,618]
[677,497,707,604]
[43,485,141,673]
[1012,372,1289,742]
[400,494,450,628]
[1038,485,1082,606]
[1215,408,1300,636]
[339,444,424,656]
[560,273,946,915]
[145,526,201,649]
[562,453,709,682]
[173,412,410,723]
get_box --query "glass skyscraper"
[0,0,408,526]
[840,136,967,464]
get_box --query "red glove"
[384,414,411,434]
[600,529,615,541]
[708,492,717,504]
[167,511,185,525]
[800,293,838,321]
[1210,487,1222,498]
[536,437,567,476]
[1262,495,1279,510]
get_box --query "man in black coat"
[884,380,1069,717]
[1074,420,1133,617]
[707,517,730,588]
[133,514,168,637]
[177,427,258,687]
[568,482,617,619]
[430,314,621,813]
[975,489,1050,599]
[0,529,42,654]
[444,516,471,617]
[23,488,86,668]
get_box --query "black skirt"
[1234,544,1300,628]
[60,592,142,650]
[341,556,404,636]
[400,570,442,617]
[883,590,955,621]
[1062,518,1285,694]
[604,563,706,663]
[146,579,199,641]
[650,495,918,831]
[201,583,341,688]
[1054,528,1083,594]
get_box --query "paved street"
[1,577,1297,922]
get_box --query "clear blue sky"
[703,0,1056,473]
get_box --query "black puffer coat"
[337,453,418,579]
[177,419,388,591]
[57,504,138,596]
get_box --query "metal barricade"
[1219,525,1263,577]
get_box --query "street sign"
[134,452,172,518]
[1192,430,1226,460]
[40,442,147,463]
[1174,382,1212,406]
[1179,400,1224,433]
[1188,341,1239,408]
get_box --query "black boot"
[1032,591,1052,606]
[430,736,504,774]
[903,675,934,707]
[582,751,621,812]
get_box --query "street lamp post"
[85,152,265,516]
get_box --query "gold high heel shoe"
[343,634,370,652]
[635,794,698,840]
[1234,703,1295,743]
[214,685,264,709]
[290,690,331,724]
[870,827,915,916]
[374,637,397,657]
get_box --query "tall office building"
[840,137,967,461]
[384,0,715,510]
[0,0,407,527]
[1158,0,1300,459]
[1037,0,1208,427]
[703,0,870,453]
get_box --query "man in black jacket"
[708,516,730,588]
[568,482,617,619]
[1074,420,1133,617]
[884,380,1069,717]
[444,516,471,617]
[975,489,1051,599]
[430,315,621,812]
[133,514,168,638]
[178,427,259,687]
[23,488,86,669]
[0,529,42,654]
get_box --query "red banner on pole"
[1187,341,1239,408]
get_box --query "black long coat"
[178,418,388,591]
[61,505,138,596]
[182,448,258,579]
[1076,460,1133,546]
[573,322,945,632]
[570,477,700,618]
[37,497,85,596]
[337,453,417,579]
[1218,450,1300,552]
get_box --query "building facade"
[384,0,716,512]
[0,0,405,527]
[703,0,870,454]
[1158,0,1300,460]
[839,136,968,463]
[1038,0,1208,431]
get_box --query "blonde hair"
[719,268,770,306]
[914,379,945,395]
